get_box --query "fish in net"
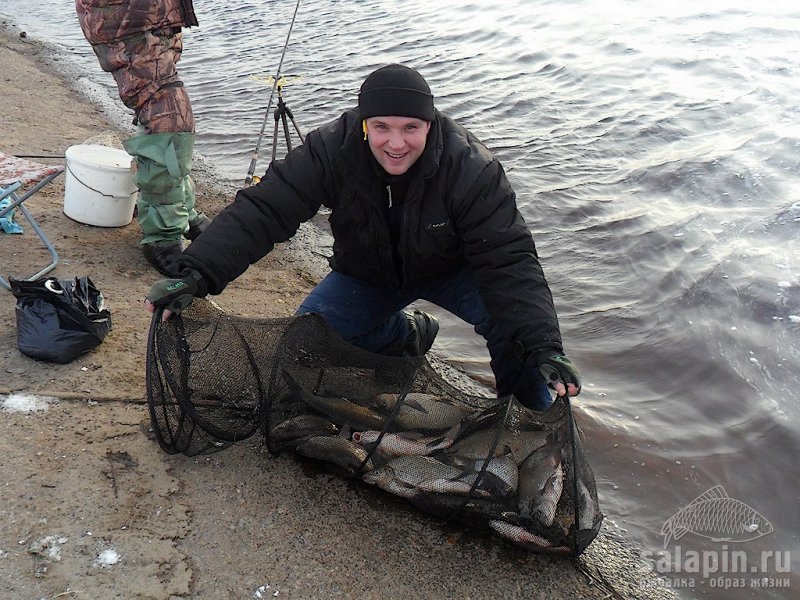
[147,299,603,555]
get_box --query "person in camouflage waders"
[75,0,210,276]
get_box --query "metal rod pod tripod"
[271,82,305,163]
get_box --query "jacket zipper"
[372,184,398,288]
[385,184,400,287]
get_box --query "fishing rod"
[13,155,66,159]
[244,0,302,187]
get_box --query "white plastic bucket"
[63,144,138,227]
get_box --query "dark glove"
[146,268,206,315]
[536,349,581,394]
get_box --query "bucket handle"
[66,164,134,199]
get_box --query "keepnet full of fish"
[147,302,603,555]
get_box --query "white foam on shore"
[1,393,58,413]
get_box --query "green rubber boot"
[183,175,210,240]
[123,131,196,245]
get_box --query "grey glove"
[536,349,581,394]
[146,268,206,315]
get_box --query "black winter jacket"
[178,109,563,357]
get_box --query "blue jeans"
[295,268,553,410]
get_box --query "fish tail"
[423,436,447,449]
[281,370,305,398]
[404,394,429,413]
[661,517,674,548]
[455,466,475,480]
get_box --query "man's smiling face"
[365,116,431,175]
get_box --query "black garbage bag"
[10,276,112,364]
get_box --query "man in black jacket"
[146,64,580,409]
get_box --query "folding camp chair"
[0,152,63,290]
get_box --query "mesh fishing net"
[147,299,603,555]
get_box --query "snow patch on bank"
[95,548,121,567]
[28,535,68,562]
[1,393,58,413]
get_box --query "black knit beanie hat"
[358,64,435,121]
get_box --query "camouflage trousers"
[90,28,194,134]
[89,29,205,244]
